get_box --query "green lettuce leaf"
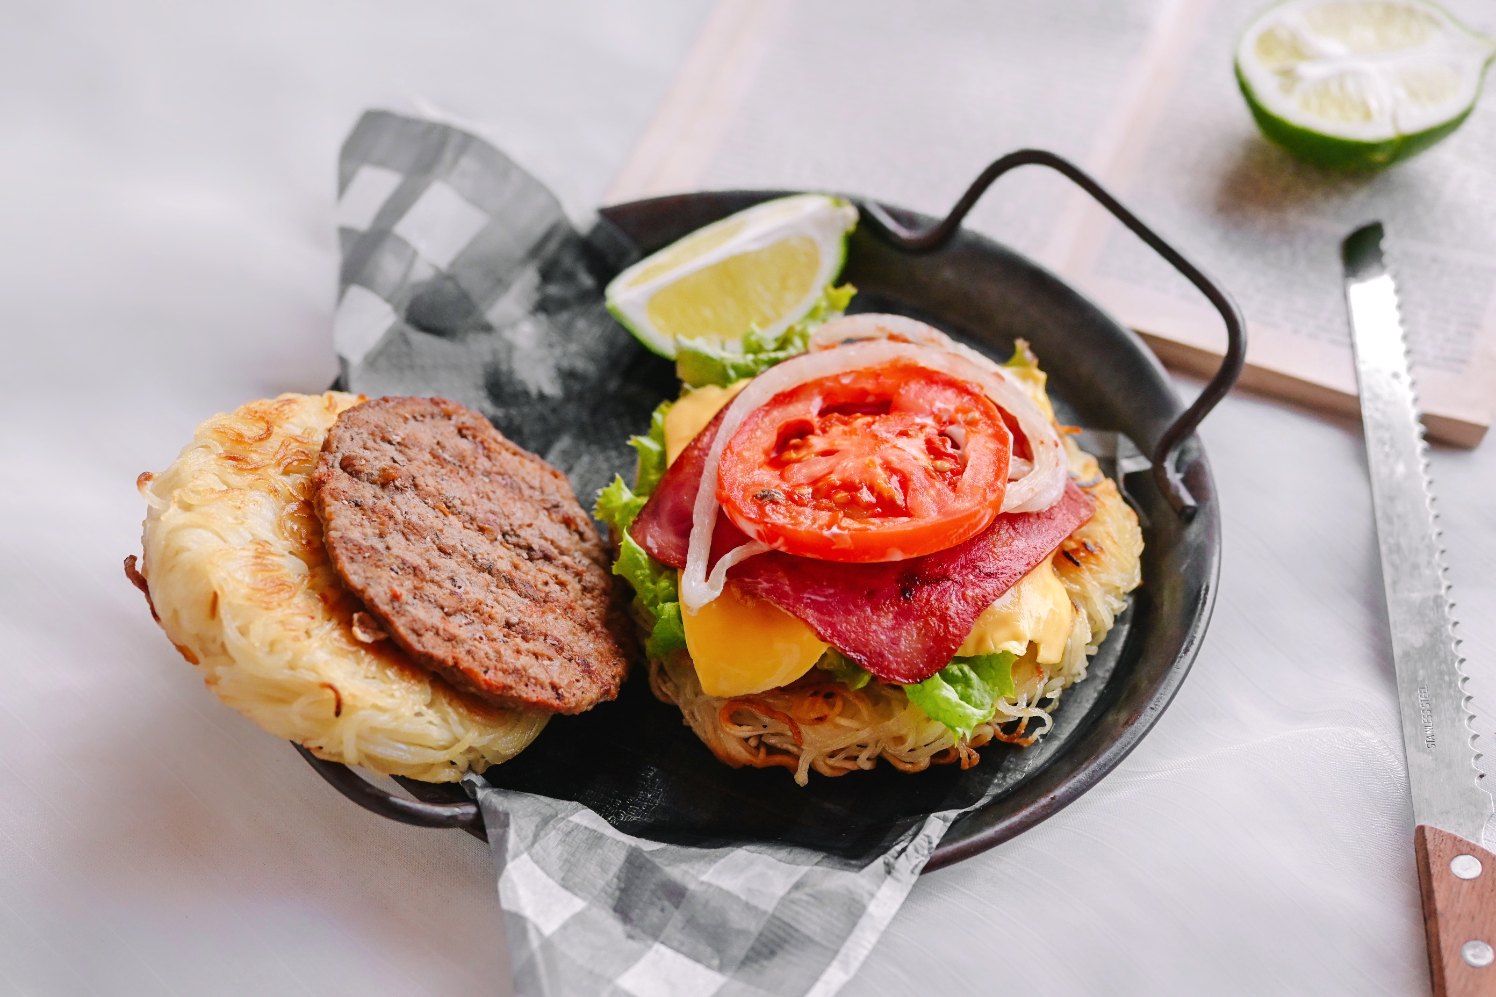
[596,400,687,660]
[816,646,1019,739]
[675,283,856,388]
[595,475,646,534]
[596,396,673,536]
[628,400,672,495]
[595,488,686,660]
[815,649,871,690]
[611,532,677,617]
[644,602,687,658]
[902,651,1018,739]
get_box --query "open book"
[607,0,1496,445]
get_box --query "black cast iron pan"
[299,151,1244,871]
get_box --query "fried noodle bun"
[135,392,548,781]
[647,368,1143,785]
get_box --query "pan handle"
[858,148,1246,519]
[294,745,483,831]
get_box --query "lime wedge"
[1236,0,1496,169]
[606,194,857,358]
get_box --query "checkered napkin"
[468,783,962,997]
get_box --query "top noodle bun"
[136,392,547,781]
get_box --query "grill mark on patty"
[312,396,632,714]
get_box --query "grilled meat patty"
[313,396,631,714]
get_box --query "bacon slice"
[631,414,1095,684]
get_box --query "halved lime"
[605,194,857,358]
[1236,0,1496,170]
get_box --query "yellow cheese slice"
[956,557,1075,664]
[663,380,747,465]
[681,575,827,697]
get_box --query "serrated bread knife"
[1342,222,1494,997]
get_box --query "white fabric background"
[3,3,1493,995]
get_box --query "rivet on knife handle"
[1416,826,1496,997]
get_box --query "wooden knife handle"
[1416,825,1496,996]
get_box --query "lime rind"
[604,194,858,359]
[1237,62,1480,168]
[1235,0,1496,170]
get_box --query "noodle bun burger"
[597,314,1142,785]
[128,392,631,782]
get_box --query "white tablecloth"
[5,3,1492,994]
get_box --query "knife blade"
[1342,222,1494,997]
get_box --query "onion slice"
[704,540,771,599]
[678,332,1069,612]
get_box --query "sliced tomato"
[717,360,1011,562]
